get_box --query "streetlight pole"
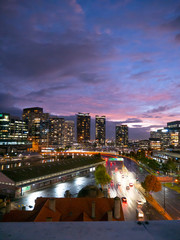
[164,185,166,211]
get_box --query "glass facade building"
[64,120,75,147]
[49,117,65,146]
[95,115,106,145]
[77,113,90,143]
[115,125,128,147]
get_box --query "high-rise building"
[64,120,75,147]
[10,118,28,141]
[170,132,179,147]
[77,113,90,143]
[150,129,170,149]
[22,107,49,146]
[115,125,128,147]
[0,113,30,152]
[49,117,64,146]
[22,107,43,143]
[167,121,180,147]
[0,113,10,140]
[40,119,50,146]
[95,115,106,145]
[167,121,180,130]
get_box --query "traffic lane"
[124,158,148,182]
[124,157,180,220]
[110,169,148,221]
[111,168,167,221]
[152,186,180,220]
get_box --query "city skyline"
[2,108,179,141]
[1,0,180,139]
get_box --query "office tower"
[150,131,161,139]
[95,115,106,145]
[40,119,50,146]
[0,113,30,152]
[149,138,161,150]
[167,121,180,130]
[64,120,75,147]
[77,113,90,143]
[22,107,49,146]
[167,121,180,147]
[0,113,10,140]
[49,117,64,146]
[115,125,128,147]
[170,132,179,147]
[10,118,28,141]
[22,107,43,143]
[150,129,170,149]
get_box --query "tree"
[142,174,162,193]
[166,160,177,173]
[94,164,111,189]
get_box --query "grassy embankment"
[163,183,180,194]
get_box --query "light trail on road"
[108,166,146,221]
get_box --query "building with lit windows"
[64,120,75,147]
[22,107,49,148]
[77,113,90,143]
[0,113,31,153]
[10,118,28,141]
[167,121,180,130]
[149,138,161,150]
[170,132,179,147]
[40,120,50,147]
[49,117,65,147]
[0,113,10,141]
[150,129,170,149]
[115,125,128,147]
[95,115,106,145]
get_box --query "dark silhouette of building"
[49,117,65,146]
[77,113,90,143]
[116,125,128,147]
[95,115,106,145]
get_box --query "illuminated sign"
[109,157,124,161]
[22,186,31,193]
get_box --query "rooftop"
[0,221,179,240]
[2,156,103,182]
[3,197,124,222]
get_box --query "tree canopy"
[142,174,162,193]
[94,164,111,188]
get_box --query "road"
[123,156,180,220]
[107,164,164,221]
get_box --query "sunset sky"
[1,0,180,139]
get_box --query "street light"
[164,186,166,212]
